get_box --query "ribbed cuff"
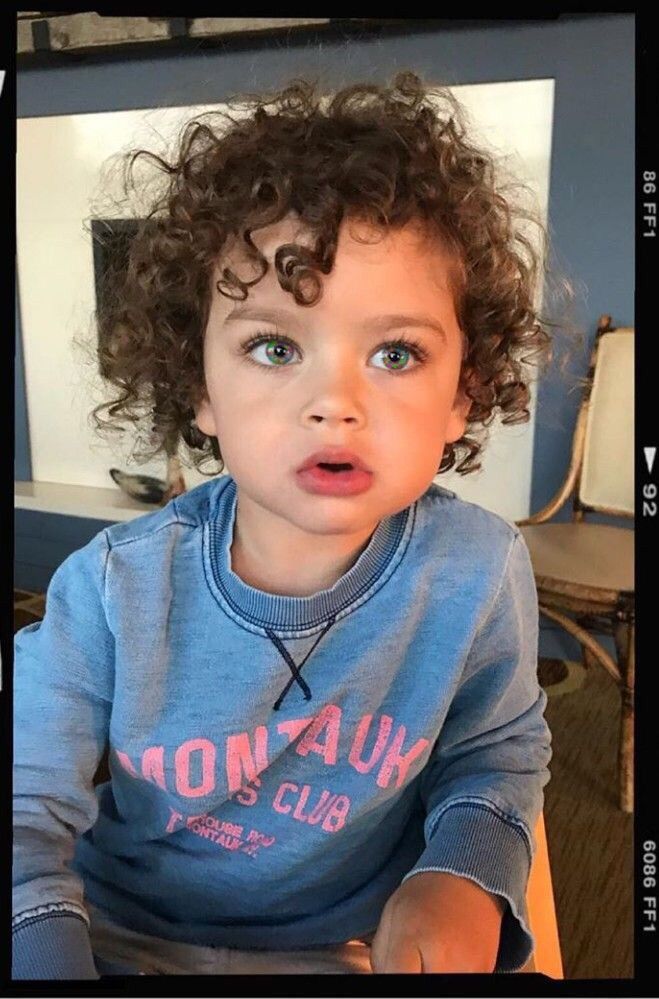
[12,912,100,980]
[401,801,535,974]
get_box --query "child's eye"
[238,333,429,373]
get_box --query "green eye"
[376,346,411,371]
[240,333,429,372]
[241,336,297,366]
[264,339,295,365]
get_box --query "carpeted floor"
[13,591,632,979]
[540,656,633,979]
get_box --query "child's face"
[195,214,471,549]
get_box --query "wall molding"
[16,16,391,61]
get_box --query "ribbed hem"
[12,912,100,980]
[401,801,535,974]
[204,475,415,635]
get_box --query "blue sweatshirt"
[13,474,551,979]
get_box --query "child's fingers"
[371,929,423,974]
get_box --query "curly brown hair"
[87,70,577,478]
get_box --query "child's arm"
[373,532,551,974]
[371,870,505,972]
[13,533,113,980]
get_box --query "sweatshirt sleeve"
[401,531,552,974]
[13,531,114,980]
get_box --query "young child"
[13,71,555,978]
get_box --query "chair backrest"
[526,811,563,978]
[578,326,634,517]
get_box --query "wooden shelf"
[14,480,161,522]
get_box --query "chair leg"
[582,646,597,671]
[577,615,613,670]
[576,617,592,670]
[614,619,635,814]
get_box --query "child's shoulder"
[416,481,521,558]
[102,475,226,549]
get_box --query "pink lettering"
[273,781,298,814]
[376,726,430,789]
[165,808,183,834]
[175,738,216,798]
[217,820,243,837]
[296,705,341,765]
[321,795,351,833]
[141,746,167,790]
[292,784,312,821]
[349,714,393,774]
[226,727,269,793]
[217,834,242,851]
[271,782,348,833]
[246,829,275,847]
[307,790,337,825]
[277,718,313,743]
[115,750,138,777]
[191,821,213,838]
[234,777,260,806]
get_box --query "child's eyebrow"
[223,306,448,342]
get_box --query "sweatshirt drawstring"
[267,615,337,711]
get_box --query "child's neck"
[229,501,377,598]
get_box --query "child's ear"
[193,392,217,438]
[445,382,472,444]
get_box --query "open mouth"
[296,461,373,495]
[317,462,354,472]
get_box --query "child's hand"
[370,870,505,973]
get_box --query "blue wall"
[16,16,634,659]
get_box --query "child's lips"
[297,449,371,473]
[296,465,374,496]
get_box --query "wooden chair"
[519,812,563,977]
[516,315,634,812]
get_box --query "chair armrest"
[516,400,589,526]
[526,812,563,978]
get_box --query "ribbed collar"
[204,475,415,637]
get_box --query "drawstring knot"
[267,615,337,711]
